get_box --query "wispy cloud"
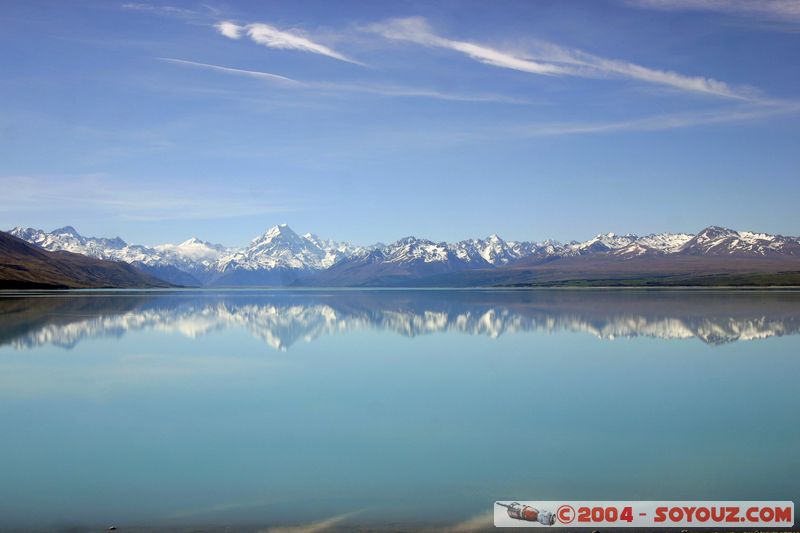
[627,0,800,25]
[367,17,571,76]
[367,17,753,99]
[0,174,297,222]
[120,2,221,22]
[459,100,800,139]
[160,57,300,84]
[355,100,800,150]
[512,102,800,136]
[216,21,364,65]
[531,41,755,99]
[122,2,197,17]
[160,57,531,104]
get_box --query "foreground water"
[0,289,798,531]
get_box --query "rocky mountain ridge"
[8,224,800,287]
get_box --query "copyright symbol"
[557,505,575,524]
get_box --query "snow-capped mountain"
[450,234,527,266]
[679,226,800,256]
[7,224,800,287]
[317,236,467,285]
[565,232,639,255]
[11,225,163,266]
[637,232,695,253]
[155,237,229,263]
[381,237,453,265]
[303,232,365,264]
[8,226,225,286]
[209,224,366,286]
[218,224,352,272]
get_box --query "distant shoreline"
[3,285,800,294]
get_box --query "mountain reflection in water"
[2,289,799,350]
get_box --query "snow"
[636,233,693,253]
[8,224,798,282]
[155,237,229,262]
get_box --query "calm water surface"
[0,289,798,531]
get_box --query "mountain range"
[0,231,170,289]
[5,224,800,288]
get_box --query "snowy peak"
[177,237,225,251]
[449,234,521,266]
[678,226,799,256]
[8,226,129,257]
[252,224,315,250]
[636,233,693,253]
[180,237,211,247]
[569,233,638,255]
[52,225,81,238]
[302,233,326,248]
[478,234,515,264]
[303,232,365,267]
[155,237,228,264]
[612,233,694,257]
[219,224,342,272]
[697,225,737,240]
[383,237,450,264]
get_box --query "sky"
[1,0,799,247]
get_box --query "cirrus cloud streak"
[367,17,754,99]
[216,21,364,65]
[160,57,531,104]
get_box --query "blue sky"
[1,0,799,246]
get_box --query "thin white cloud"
[216,21,364,65]
[494,100,800,137]
[367,17,752,99]
[159,57,300,84]
[316,81,531,103]
[531,42,754,99]
[627,0,800,22]
[120,2,221,21]
[368,17,571,76]
[121,2,197,17]
[0,174,296,222]
[357,100,800,149]
[160,57,531,104]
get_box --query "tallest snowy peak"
[250,224,321,254]
[697,225,736,237]
[262,224,296,239]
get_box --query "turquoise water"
[0,290,798,531]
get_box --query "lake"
[0,289,798,531]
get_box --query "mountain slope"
[404,254,800,287]
[0,231,172,289]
